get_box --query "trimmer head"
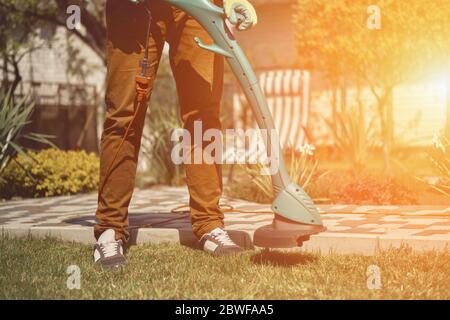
[253,215,326,248]
[272,183,323,226]
[254,183,326,248]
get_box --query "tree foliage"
[295,0,450,87]
[1,0,106,61]
[294,0,450,170]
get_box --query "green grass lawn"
[1,236,449,299]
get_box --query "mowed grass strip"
[1,235,449,299]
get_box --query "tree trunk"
[10,57,22,97]
[382,87,394,176]
[1,54,8,94]
[356,80,365,171]
[54,0,107,64]
[340,82,347,113]
[331,84,338,133]
[446,75,450,139]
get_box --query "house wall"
[16,28,105,91]
[234,0,298,68]
[4,27,105,152]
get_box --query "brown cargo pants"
[95,0,224,243]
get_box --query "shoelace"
[100,241,120,258]
[211,230,236,246]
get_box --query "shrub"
[225,178,272,204]
[241,144,325,200]
[0,89,54,174]
[0,148,99,199]
[227,145,329,204]
[142,56,185,186]
[427,133,450,198]
[226,168,419,205]
[320,103,380,172]
[334,176,417,205]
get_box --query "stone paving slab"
[1,186,450,255]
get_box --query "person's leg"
[167,5,225,240]
[95,0,168,244]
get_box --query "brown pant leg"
[95,0,168,243]
[167,6,225,239]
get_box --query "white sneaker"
[93,229,126,269]
[200,228,244,256]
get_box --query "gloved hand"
[224,0,258,31]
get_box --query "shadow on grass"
[250,249,317,267]
[66,212,254,250]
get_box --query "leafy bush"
[244,145,323,199]
[320,103,380,172]
[143,100,184,185]
[0,148,99,199]
[225,178,273,204]
[227,169,418,205]
[0,89,54,174]
[228,145,328,203]
[334,176,416,205]
[427,133,450,198]
[141,56,185,186]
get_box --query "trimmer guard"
[162,0,325,247]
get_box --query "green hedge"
[0,148,99,199]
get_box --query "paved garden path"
[1,186,450,255]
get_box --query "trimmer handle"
[161,0,323,227]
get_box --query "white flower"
[299,143,316,156]
[432,133,446,152]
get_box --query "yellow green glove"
[224,0,258,31]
